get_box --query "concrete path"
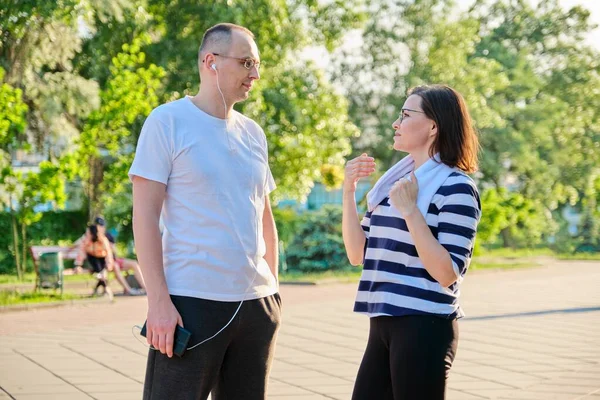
[1,260,599,399]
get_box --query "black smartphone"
[140,321,192,357]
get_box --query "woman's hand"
[343,153,376,193]
[389,171,419,216]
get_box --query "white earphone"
[211,63,217,71]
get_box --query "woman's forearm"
[342,191,366,266]
[403,210,456,287]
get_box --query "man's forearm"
[133,211,169,303]
[263,212,278,281]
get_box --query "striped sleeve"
[436,175,481,278]
[361,210,372,239]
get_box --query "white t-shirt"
[129,96,278,301]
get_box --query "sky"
[559,0,600,47]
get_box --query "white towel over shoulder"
[366,154,457,216]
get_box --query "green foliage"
[0,155,76,279]
[478,187,556,248]
[71,0,364,211]
[0,68,28,151]
[272,207,302,246]
[332,0,600,247]
[77,33,165,218]
[470,1,600,212]
[3,0,600,257]
[134,0,364,200]
[0,210,87,274]
[80,34,165,157]
[286,206,350,272]
[550,218,579,254]
[279,269,362,283]
[0,0,136,152]
[248,64,357,200]
[142,0,364,95]
[570,174,600,253]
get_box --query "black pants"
[352,315,458,400]
[143,293,282,400]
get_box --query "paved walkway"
[1,260,599,399]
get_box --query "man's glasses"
[213,53,261,70]
[399,108,426,122]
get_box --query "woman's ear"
[429,122,438,137]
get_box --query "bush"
[0,210,87,274]
[285,205,351,272]
[478,188,557,248]
[272,206,302,245]
[102,200,135,255]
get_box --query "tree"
[0,67,28,153]
[71,0,367,206]
[0,67,28,278]
[128,0,366,200]
[0,0,133,274]
[331,0,453,164]
[478,187,555,248]
[332,0,600,247]
[468,0,600,243]
[1,161,72,279]
[76,34,165,219]
[0,0,130,155]
[246,64,358,200]
[575,174,600,252]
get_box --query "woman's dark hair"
[88,225,99,243]
[408,84,479,173]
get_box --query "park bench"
[29,244,144,293]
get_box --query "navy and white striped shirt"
[354,171,481,319]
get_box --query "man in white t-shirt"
[129,23,281,400]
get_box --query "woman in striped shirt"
[342,85,481,399]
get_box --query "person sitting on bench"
[74,216,146,296]
[95,217,146,295]
[75,224,114,300]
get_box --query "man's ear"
[203,54,217,71]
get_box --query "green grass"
[476,247,555,259]
[477,247,600,260]
[556,253,600,260]
[0,273,36,284]
[280,269,363,283]
[0,272,92,285]
[279,261,540,283]
[0,289,88,306]
[470,261,538,270]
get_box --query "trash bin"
[38,252,64,295]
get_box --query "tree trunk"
[87,156,105,220]
[21,222,28,276]
[10,205,22,280]
[500,227,513,249]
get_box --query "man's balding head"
[196,23,260,108]
[198,23,255,65]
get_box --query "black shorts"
[86,255,106,274]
